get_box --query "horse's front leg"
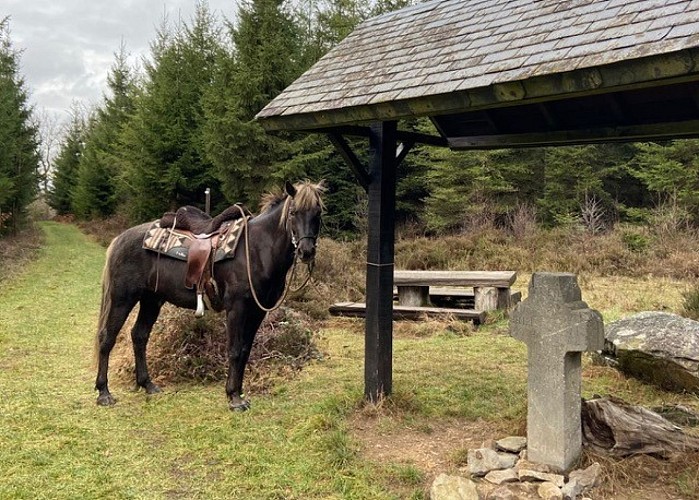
[225,301,265,411]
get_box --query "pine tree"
[48,112,85,215]
[202,0,305,206]
[425,148,522,232]
[72,45,136,219]
[631,140,699,220]
[0,18,39,234]
[121,5,223,221]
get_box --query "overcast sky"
[6,0,233,122]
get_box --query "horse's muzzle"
[296,240,316,263]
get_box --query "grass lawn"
[1,222,699,499]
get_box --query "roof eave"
[256,48,699,133]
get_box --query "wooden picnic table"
[394,270,517,311]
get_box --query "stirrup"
[195,292,205,317]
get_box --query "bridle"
[236,196,321,312]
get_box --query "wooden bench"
[416,287,522,309]
[394,270,517,311]
[329,302,487,323]
[328,270,519,324]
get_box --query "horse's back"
[104,222,156,289]
[106,221,199,309]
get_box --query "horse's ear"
[285,181,296,197]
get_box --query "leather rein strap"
[235,203,315,313]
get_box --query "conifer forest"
[2,2,699,238]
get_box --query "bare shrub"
[0,225,44,284]
[458,194,498,233]
[651,192,692,237]
[77,212,131,247]
[505,202,538,240]
[288,237,366,315]
[580,192,606,234]
[28,195,55,221]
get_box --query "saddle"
[157,203,250,317]
[160,204,246,236]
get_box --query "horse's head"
[283,180,325,264]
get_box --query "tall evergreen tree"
[72,45,136,219]
[202,0,305,206]
[121,5,223,221]
[0,18,39,234]
[49,113,85,215]
[424,146,547,232]
[538,145,639,224]
[631,140,699,219]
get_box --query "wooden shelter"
[256,0,699,401]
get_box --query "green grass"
[2,222,699,499]
[0,222,435,499]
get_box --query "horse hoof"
[229,399,251,412]
[96,393,117,406]
[145,382,162,395]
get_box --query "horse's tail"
[94,239,117,359]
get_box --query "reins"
[235,202,315,313]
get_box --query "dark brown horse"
[95,181,324,411]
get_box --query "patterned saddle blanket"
[142,216,248,262]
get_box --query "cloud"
[6,0,233,121]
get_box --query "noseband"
[291,233,318,250]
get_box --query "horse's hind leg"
[96,298,136,406]
[131,295,164,394]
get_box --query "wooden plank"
[329,302,486,324]
[393,287,475,299]
[429,287,475,298]
[394,270,517,288]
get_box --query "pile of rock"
[430,436,601,500]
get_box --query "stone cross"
[510,272,604,471]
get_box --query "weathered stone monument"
[510,272,604,471]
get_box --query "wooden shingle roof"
[257,0,699,135]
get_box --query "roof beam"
[328,125,448,147]
[537,103,559,129]
[328,133,370,191]
[395,140,415,167]
[448,120,699,150]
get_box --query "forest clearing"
[2,221,699,499]
[5,1,699,498]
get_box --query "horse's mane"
[259,180,326,228]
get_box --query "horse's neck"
[248,203,293,267]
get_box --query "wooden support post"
[474,286,499,312]
[365,121,397,402]
[497,288,512,310]
[397,285,430,306]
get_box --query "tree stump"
[582,396,699,457]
